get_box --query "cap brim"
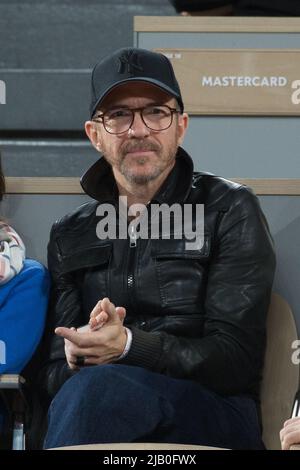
[90,77,183,117]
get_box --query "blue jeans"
[44,364,264,449]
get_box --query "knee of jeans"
[78,364,122,385]
[47,368,102,415]
[65,365,127,400]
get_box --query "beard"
[117,138,178,185]
[120,164,161,185]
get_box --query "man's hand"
[55,298,127,370]
[280,416,300,450]
[89,298,126,330]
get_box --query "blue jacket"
[0,259,50,374]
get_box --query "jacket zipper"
[129,224,137,248]
[127,223,137,294]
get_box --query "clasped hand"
[55,297,127,370]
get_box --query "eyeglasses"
[92,104,180,135]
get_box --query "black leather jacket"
[39,147,275,401]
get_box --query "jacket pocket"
[59,243,113,316]
[140,314,205,337]
[151,236,211,308]
[59,243,112,274]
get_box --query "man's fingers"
[89,300,103,319]
[280,420,300,450]
[89,298,126,326]
[101,297,116,317]
[281,429,300,450]
[101,298,126,322]
[67,357,79,370]
[95,305,126,325]
[67,344,100,357]
[55,327,89,346]
[116,306,126,321]
[89,310,109,329]
[283,416,300,428]
[64,340,79,370]
[55,326,75,338]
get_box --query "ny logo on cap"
[118,51,143,76]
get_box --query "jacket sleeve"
[120,187,276,396]
[0,260,50,374]
[38,224,82,399]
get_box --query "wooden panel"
[5,177,300,196]
[134,16,300,33]
[5,177,83,194]
[156,49,300,115]
[234,179,300,195]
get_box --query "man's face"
[85,82,188,186]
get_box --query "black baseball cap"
[90,47,184,118]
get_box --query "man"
[280,417,300,450]
[40,47,275,449]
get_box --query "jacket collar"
[80,146,194,205]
